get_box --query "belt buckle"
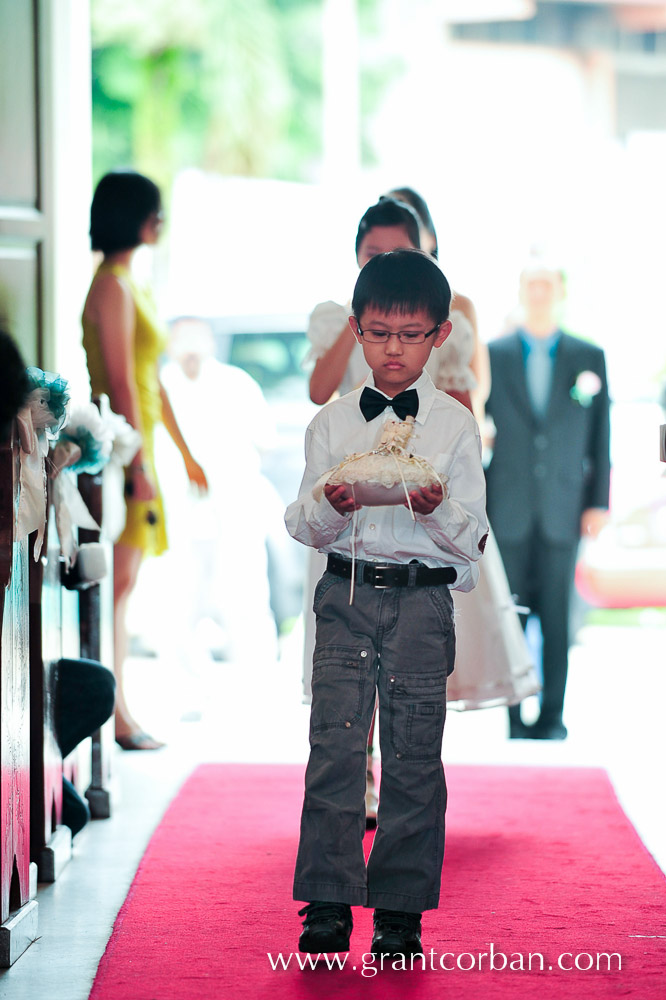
[372,564,392,588]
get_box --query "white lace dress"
[428,309,540,708]
[301,301,539,709]
[426,306,477,394]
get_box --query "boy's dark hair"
[352,249,451,325]
[0,330,30,441]
[90,170,161,254]
[355,198,421,259]
[384,187,438,259]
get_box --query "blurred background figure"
[384,187,439,259]
[389,189,540,719]
[157,316,280,681]
[485,259,611,741]
[306,196,422,406]
[82,170,208,751]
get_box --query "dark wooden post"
[0,432,38,967]
[29,490,72,882]
[77,450,114,818]
[60,574,91,798]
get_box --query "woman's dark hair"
[0,330,30,441]
[355,198,421,259]
[384,187,438,259]
[90,170,161,254]
[352,249,451,325]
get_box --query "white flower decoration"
[570,370,602,407]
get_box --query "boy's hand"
[324,483,361,515]
[405,482,443,515]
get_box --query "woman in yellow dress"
[82,170,207,750]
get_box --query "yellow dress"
[82,261,168,556]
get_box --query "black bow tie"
[359,386,419,422]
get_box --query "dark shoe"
[298,901,353,953]
[507,703,527,739]
[508,718,533,739]
[371,909,423,958]
[531,718,568,740]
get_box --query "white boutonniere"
[570,370,602,407]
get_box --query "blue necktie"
[526,341,552,418]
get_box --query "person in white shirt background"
[150,317,280,701]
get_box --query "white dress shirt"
[285,371,489,592]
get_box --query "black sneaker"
[298,901,353,953]
[371,908,422,957]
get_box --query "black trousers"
[495,530,578,723]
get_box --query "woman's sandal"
[115,731,165,751]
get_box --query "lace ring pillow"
[312,416,448,514]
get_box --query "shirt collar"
[363,370,435,425]
[519,328,561,358]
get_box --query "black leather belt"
[327,554,456,588]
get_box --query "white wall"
[42,0,94,400]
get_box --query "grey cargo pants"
[293,568,455,912]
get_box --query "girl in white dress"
[303,199,424,691]
[384,189,538,711]
[303,192,538,819]
[303,198,423,824]
[307,198,422,405]
[423,291,538,710]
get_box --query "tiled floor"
[1,616,664,1000]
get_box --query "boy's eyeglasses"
[356,324,440,345]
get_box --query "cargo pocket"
[311,644,371,733]
[426,586,454,633]
[426,586,456,676]
[386,670,447,761]
[312,571,343,614]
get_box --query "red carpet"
[90,764,665,999]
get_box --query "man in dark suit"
[485,262,611,740]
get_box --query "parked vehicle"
[576,401,666,609]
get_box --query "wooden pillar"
[0,433,38,967]
[29,495,72,883]
[77,413,114,819]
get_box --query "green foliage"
[359,54,405,168]
[92,44,208,191]
[584,607,666,626]
[91,0,322,187]
[91,0,387,187]
[197,0,295,178]
[268,1,323,180]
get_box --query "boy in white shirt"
[285,249,488,959]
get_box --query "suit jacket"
[485,331,611,545]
